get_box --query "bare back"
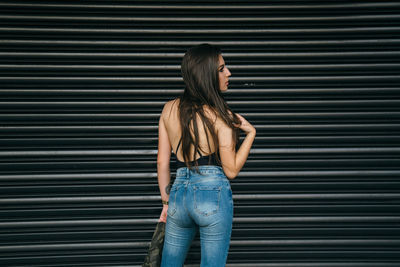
[162,98,219,162]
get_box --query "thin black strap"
[196,145,202,155]
[175,136,203,156]
[175,137,182,154]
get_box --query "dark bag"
[142,221,166,267]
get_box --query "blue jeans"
[161,165,234,267]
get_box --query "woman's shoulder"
[201,105,234,133]
[165,98,180,110]
[164,97,179,106]
[161,98,183,126]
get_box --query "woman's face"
[218,54,231,92]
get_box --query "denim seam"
[183,170,190,216]
[168,186,178,217]
[191,178,225,185]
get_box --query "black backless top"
[174,136,221,170]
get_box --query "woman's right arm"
[217,113,256,179]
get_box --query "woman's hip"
[168,165,233,220]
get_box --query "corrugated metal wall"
[1,1,400,266]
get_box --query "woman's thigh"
[161,216,196,267]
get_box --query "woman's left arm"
[157,104,172,221]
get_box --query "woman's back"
[162,98,219,162]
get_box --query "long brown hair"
[176,43,240,173]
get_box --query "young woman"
[157,43,256,267]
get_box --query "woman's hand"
[233,113,256,135]
[158,204,168,222]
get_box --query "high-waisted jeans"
[161,165,234,267]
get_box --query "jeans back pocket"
[193,184,221,216]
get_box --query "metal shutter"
[1,1,400,266]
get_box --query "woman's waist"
[175,153,220,168]
[175,165,227,182]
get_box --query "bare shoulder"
[161,98,179,120]
[202,105,232,133]
[166,98,180,109]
